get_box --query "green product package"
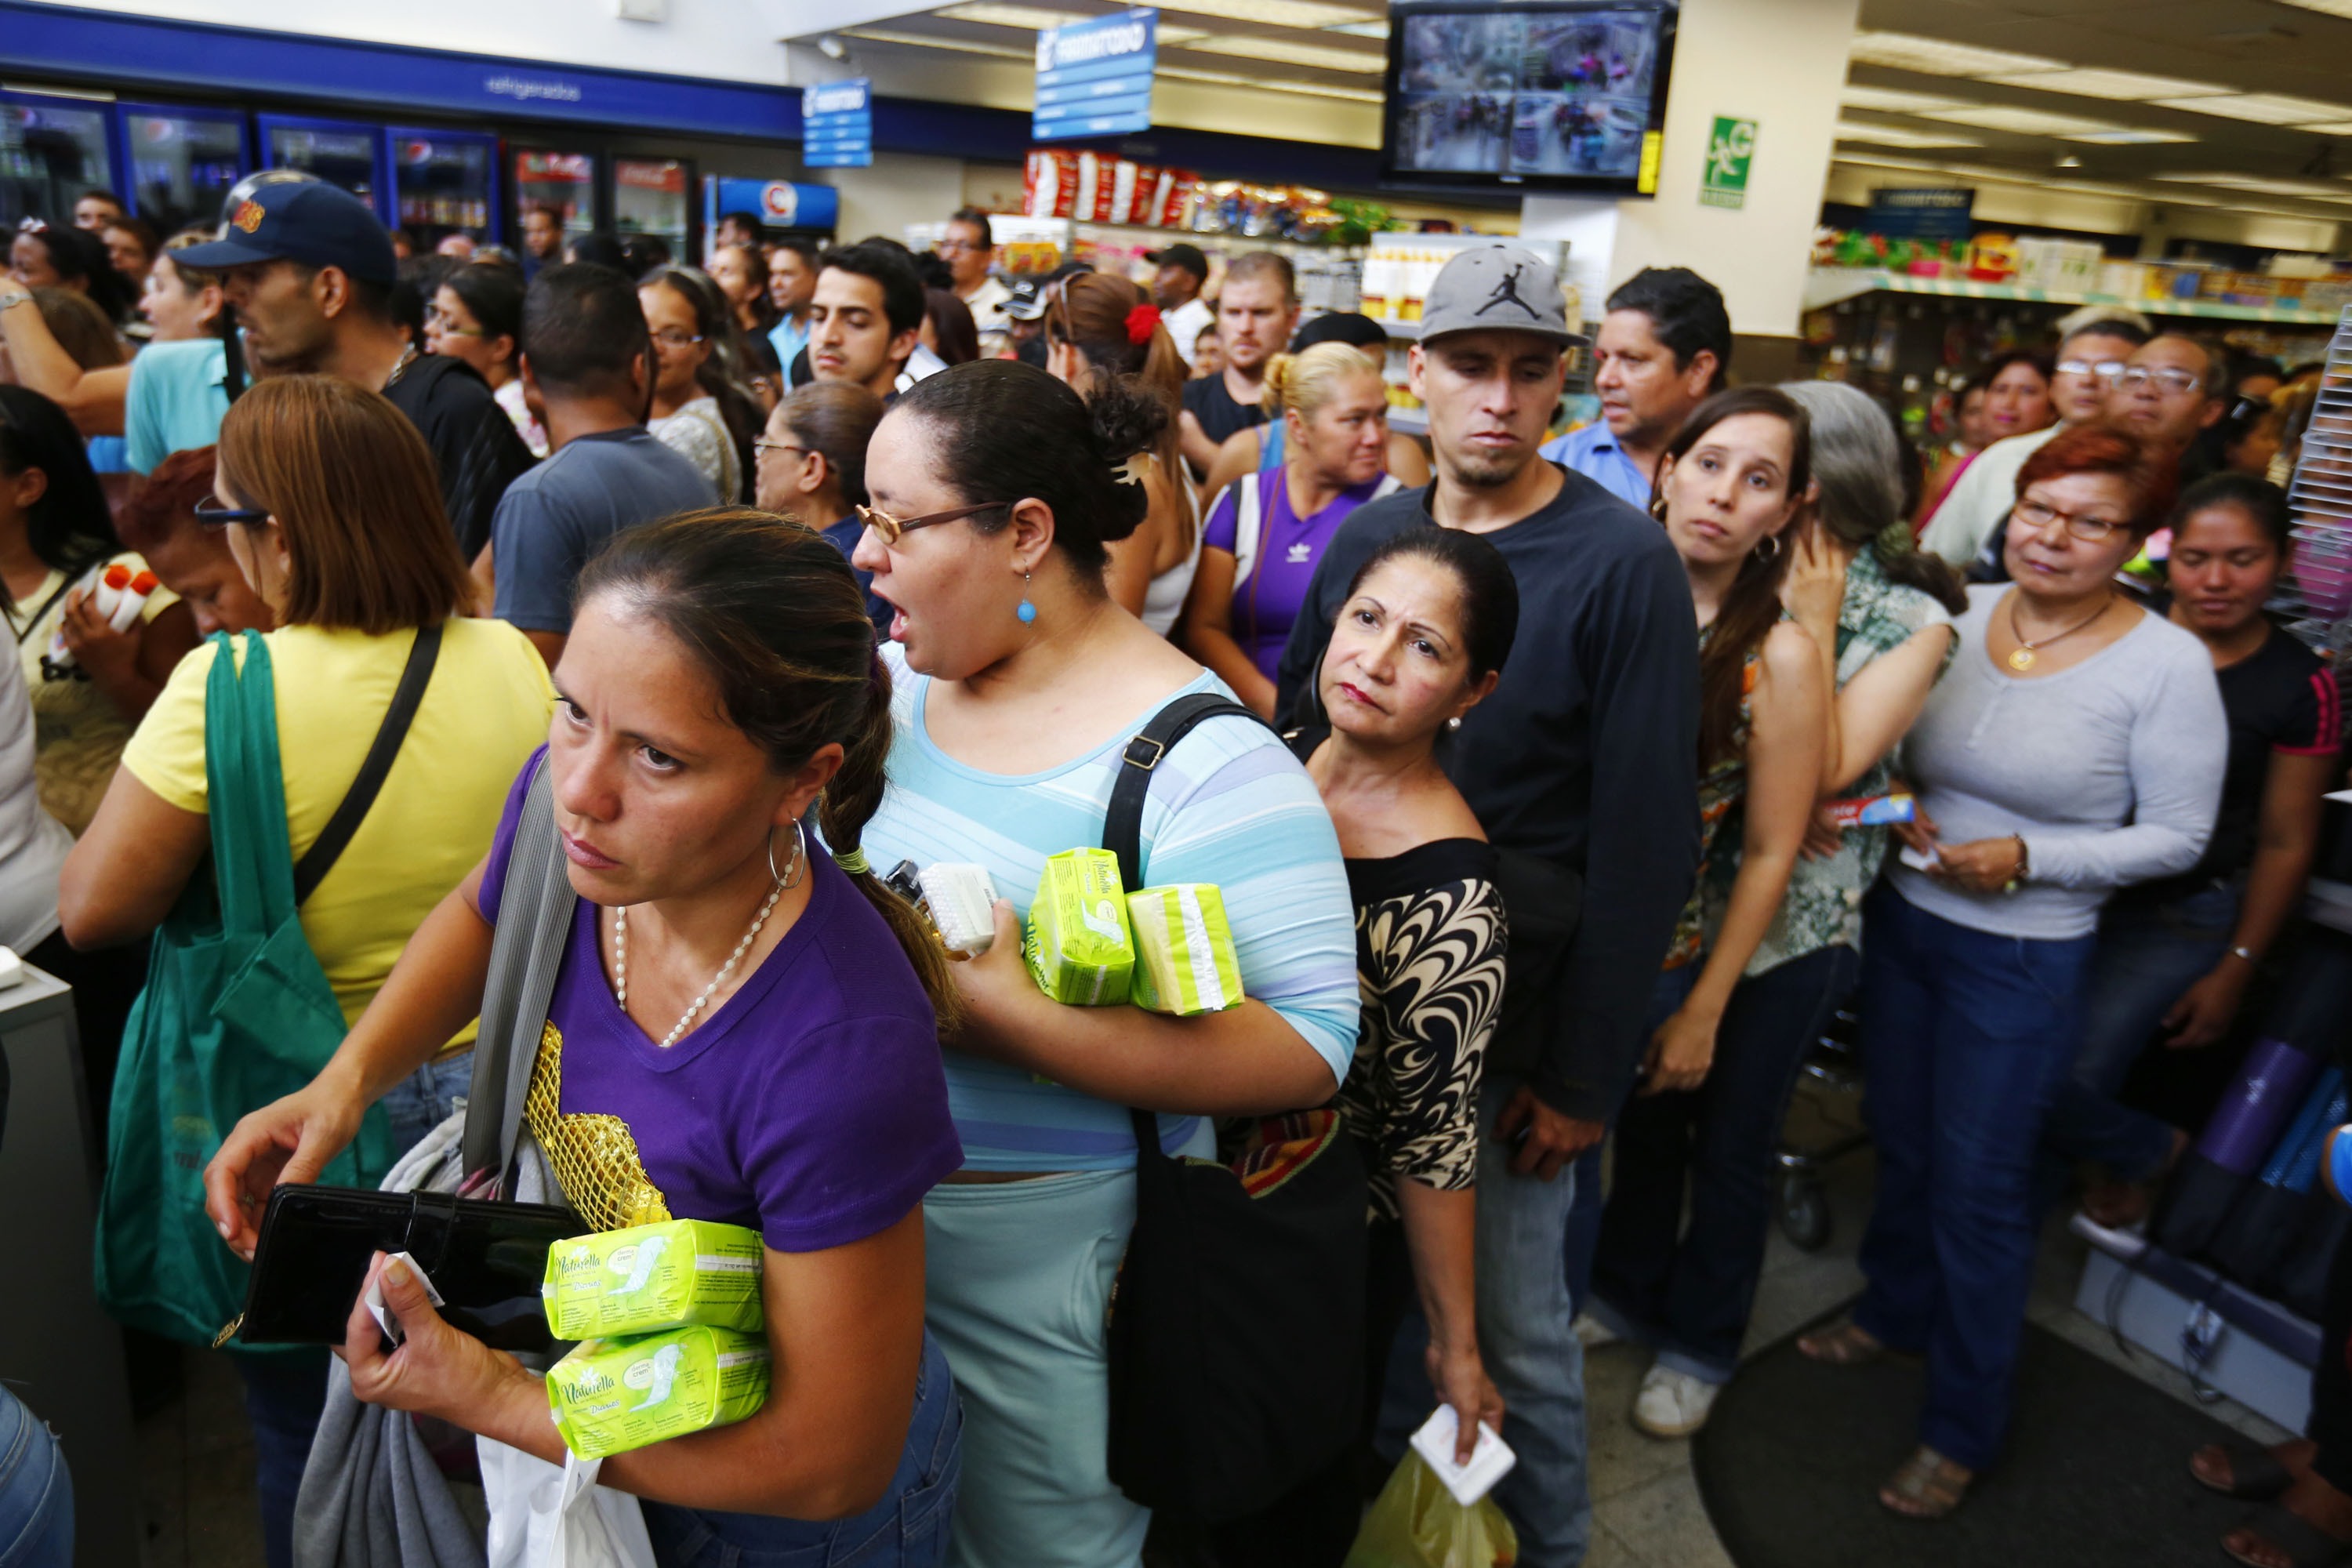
[1023,847,1134,1005]
[542,1219,766,1340]
[546,1325,771,1460]
[1127,884,1243,1015]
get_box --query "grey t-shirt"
[1893,583,2227,941]
[491,427,716,633]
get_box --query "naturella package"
[543,1219,765,1340]
[1127,884,1243,1016]
[546,1325,770,1459]
[1024,848,1135,1005]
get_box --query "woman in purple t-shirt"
[206,512,967,1566]
[1178,342,1402,715]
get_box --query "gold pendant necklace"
[2006,592,2111,672]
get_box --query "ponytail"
[573,509,962,1023]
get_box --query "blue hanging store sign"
[1033,9,1158,143]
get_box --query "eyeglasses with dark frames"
[2012,496,2128,544]
[855,501,1011,545]
[193,496,271,529]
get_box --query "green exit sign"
[1701,116,1757,209]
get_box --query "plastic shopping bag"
[1344,1452,1519,1568]
[479,1436,656,1568]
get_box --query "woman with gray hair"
[1577,379,1966,1438]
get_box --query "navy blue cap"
[174,180,398,288]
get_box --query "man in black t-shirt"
[1274,246,1700,1565]
[1178,250,1298,476]
[177,180,535,558]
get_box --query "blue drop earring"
[1016,572,1037,625]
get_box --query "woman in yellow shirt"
[58,375,553,1568]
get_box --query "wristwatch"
[0,289,31,313]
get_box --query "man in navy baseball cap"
[180,176,532,554]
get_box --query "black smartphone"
[236,1185,581,1350]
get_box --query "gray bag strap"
[459,758,577,1196]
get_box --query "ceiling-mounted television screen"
[1382,2,1679,195]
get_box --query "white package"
[1408,1403,1516,1507]
[917,862,999,956]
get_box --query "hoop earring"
[768,818,808,890]
[1649,495,1668,522]
[1755,532,1784,563]
[1016,572,1036,625]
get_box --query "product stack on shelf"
[2280,304,2352,655]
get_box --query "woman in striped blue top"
[851,361,1360,1568]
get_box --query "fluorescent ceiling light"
[1324,18,1389,38]
[1983,67,2230,100]
[2272,0,2352,16]
[1835,118,1983,147]
[2063,129,2199,144]
[2158,172,2352,197]
[1156,63,1383,101]
[1179,32,1385,71]
[2154,92,2352,124]
[1150,0,1377,27]
[1830,154,1954,173]
[1847,31,2066,77]
[840,27,1030,57]
[933,4,1207,41]
[2305,122,2352,135]
[1838,84,1969,114]
[1915,104,2126,135]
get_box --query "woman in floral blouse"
[1239,527,1515,1566]
[1582,382,1962,1439]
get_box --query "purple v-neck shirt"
[1203,466,1391,681]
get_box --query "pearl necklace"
[611,882,783,1049]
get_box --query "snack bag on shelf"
[1024,150,1078,219]
[1127,884,1243,1016]
[546,1326,770,1459]
[1024,848,1134,1005]
[543,1219,765,1341]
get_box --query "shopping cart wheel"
[1778,1172,1831,1252]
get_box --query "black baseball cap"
[1146,242,1209,283]
[1292,311,1388,354]
[174,180,398,288]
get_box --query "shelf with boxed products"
[1805,267,2343,327]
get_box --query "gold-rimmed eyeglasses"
[855,501,1009,545]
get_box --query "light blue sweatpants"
[922,1169,1148,1568]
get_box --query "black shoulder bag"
[1101,692,1370,1523]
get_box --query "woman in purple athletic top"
[1178,341,1401,716]
[205,512,966,1568]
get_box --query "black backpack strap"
[292,622,442,906]
[1105,692,1276,1160]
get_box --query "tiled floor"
[134,1076,2292,1567]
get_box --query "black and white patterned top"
[1338,838,1509,1221]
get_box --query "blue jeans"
[0,1385,71,1568]
[1562,966,1698,1315]
[1852,884,2096,1472]
[378,1049,475,1156]
[1590,945,1860,1383]
[2042,882,2238,1180]
[234,1350,328,1568]
[1383,1080,1592,1568]
[642,1331,960,1568]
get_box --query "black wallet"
[234,1185,581,1351]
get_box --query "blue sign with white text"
[1033,9,1156,142]
[803,77,871,169]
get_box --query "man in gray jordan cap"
[1275,245,1701,1567]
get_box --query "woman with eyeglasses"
[1798,426,2227,1520]
[753,381,891,634]
[640,267,762,503]
[848,360,1359,1566]
[426,262,546,458]
[58,375,552,1568]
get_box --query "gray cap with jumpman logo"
[1418,244,1586,349]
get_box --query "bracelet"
[2002,832,2031,895]
[0,291,31,313]
[2227,945,2258,965]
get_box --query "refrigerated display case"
[514,148,599,240]
[615,156,691,261]
[0,89,116,230]
[118,103,247,239]
[393,128,496,248]
[258,114,390,219]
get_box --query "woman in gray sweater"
[1798,425,2227,1519]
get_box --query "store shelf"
[1805,267,2343,326]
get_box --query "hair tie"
[1115,452,1153,487]
[1124,303,1161,347]
[1872,517,1915,559]
[834,845,871,875]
